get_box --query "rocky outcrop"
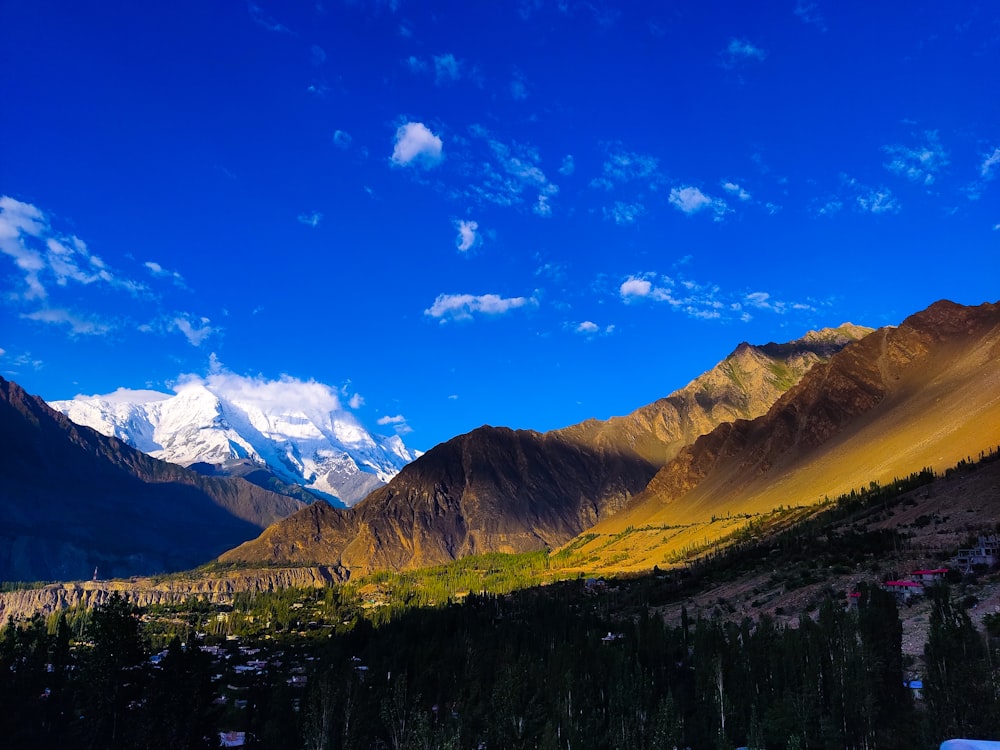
[0,566,348,622]
[637,300,1000,513]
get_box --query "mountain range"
[49,380,419,507]
[0,377,308,581]
[10,300,1000,587]
[219,322,872,574]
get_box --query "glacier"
[49,381,419,507]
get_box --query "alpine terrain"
[0,377,307,581]
[219,323,871,574]
[50,380,419,507]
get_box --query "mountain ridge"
[219,324,871,574]
[50,380,419,507]
[576,299,1000,569]
[0,377,308,581]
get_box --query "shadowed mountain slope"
[0,377,306,581]
[577,299,1000,569]
[220,325,869,574]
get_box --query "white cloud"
[391,122,444,168]
[559,155,575,176]
[723,38,766,66]
[433,54,461,84]
[454,219,479,252]
[604,202,645,225]
[669,186,729,220]
[297,211,323,228]
[377,414,407,425]
[883,131,948,185]
[173,316,215,346]
[424,292,536,322]
[981,148,1000,179]
[348,393,365,409]
[841,176,900,215]
[144,260,185,286]
[376,413,412,435]
[178,368,346,423]
[0,195,143,302]
[0,348,5,357]
[722,181,752,201]
[534,193,554,216]
[595,147,660,186]
[619,272,814,322]
[21,308,111,336]
[574,320,614,336]
[333,130,352,149]
[465,127,559,215]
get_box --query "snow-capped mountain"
[49,377,420,507]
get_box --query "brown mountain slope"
[575,299,1000,570]
[555,323,871,467]
[219,326,869,574]
[0,377,306,581]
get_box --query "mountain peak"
[49,378,419,507]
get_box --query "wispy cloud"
[815,176,900,216]
[463,126,559,215]
[721,181,752,201]
[21,308,112,336]
[405,55,428,74]
[391,121,444,168]
[843,176,901,214]
[247,1,292,33]
[559,155,575,176]
[0,195,145,303]
[424,292,536,322]
[668,186,729,220]
[619,272,814,322]
[591,145,661,189]
[574,320,614,336]
[722,38,766,67]
[144,261,186,287]
[333,130,353,149]
[794,0,827,31]
[981,147,1000,179]
[604,201,645,225]
[297,211,323,228]
[882,131,948,185]
[173,316,215,346]
[454,219,479,252]
[433,54,461,85]
[377,414,412,435]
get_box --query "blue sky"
[1,1,998,452]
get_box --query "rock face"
[220,325,870,574]
[594,299,1000,543]
[0,566,348,622]
[0,377,307,582]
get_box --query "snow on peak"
[49,372,419,507]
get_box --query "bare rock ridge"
[0,566,347,623]
[577,299,1000,569]
[0,377,306,582]
[219,324,870,574]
